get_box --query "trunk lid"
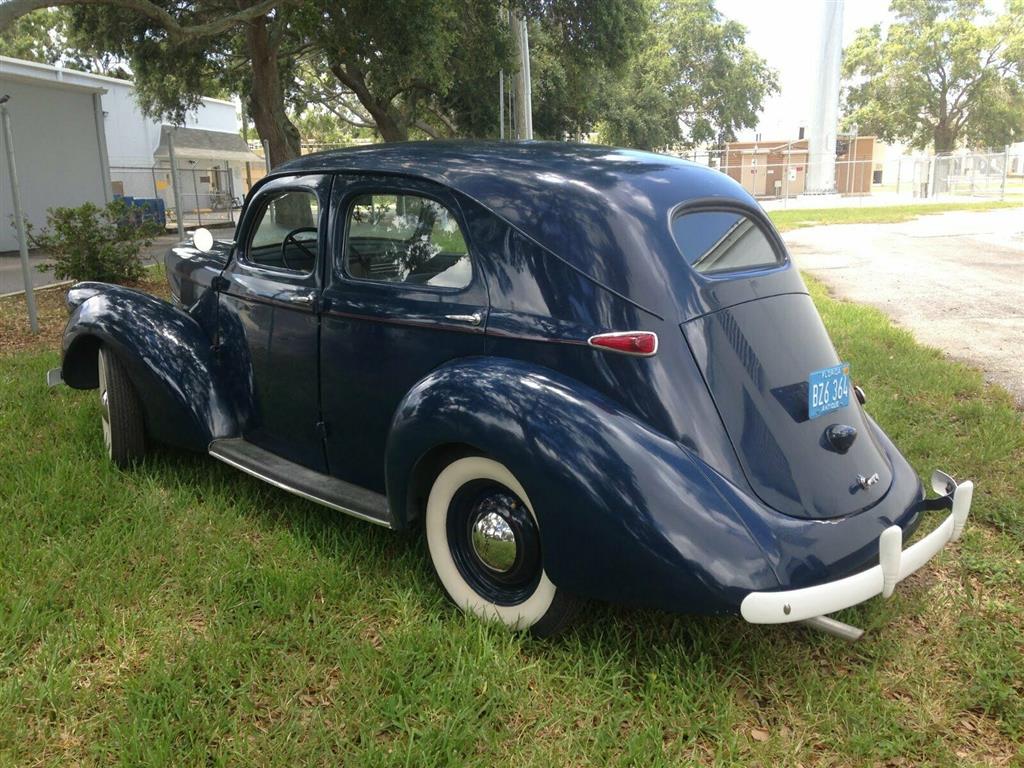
[682,293,893,519]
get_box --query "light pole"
[1,94,39,333]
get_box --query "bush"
[27,200,161,284]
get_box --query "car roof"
[274,141,760,318]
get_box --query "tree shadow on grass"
[135,443,885,685]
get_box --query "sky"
[715,0,892,141]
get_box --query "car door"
[217,174,331,471]
[319,175,488,491]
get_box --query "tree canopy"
[2,0,780,158]
[595,0,777,150]
[843,0,1024,152]
[0,7,127,76]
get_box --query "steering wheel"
[281,227,318,270]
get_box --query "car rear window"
[671,210,782,275]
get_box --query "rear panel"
[683,293,893,519]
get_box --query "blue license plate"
[808,362,851,420]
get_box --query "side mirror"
[192,227,214,253]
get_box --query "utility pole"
[1,95,39,333]
[498,70,505,140]
[241,105,253,191]
[510,10,533,140]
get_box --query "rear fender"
[61,283,236,451]
[386,357,779,614]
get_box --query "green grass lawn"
[1,276,1022,766]
[769,200,1022,232]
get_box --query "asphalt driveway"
[784,207,1024,406]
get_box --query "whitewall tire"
[425,456,580,636]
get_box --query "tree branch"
[422,102,458,135]
[0,0,287,40]
[412,119,441,139]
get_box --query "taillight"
[587,331,658,357]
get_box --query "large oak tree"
[843,0,1024,152]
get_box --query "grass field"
[768,200,1021,232]
[1,276,1022,766]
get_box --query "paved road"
[785,207,1024,406]
[0,234,180,296]
[0,252,59,295]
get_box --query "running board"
[208,438,393,528]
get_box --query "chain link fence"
[110,163,242,231]
[665,144,1023,209]
[115,143,1020,224]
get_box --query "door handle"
[286,291,317,307]
[444,312,483,326]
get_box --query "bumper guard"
[740,470,973,639]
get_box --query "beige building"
[723,136,875,198]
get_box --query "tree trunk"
[933,123,956,154]
[245,16,301,166]
[329,63,409,142]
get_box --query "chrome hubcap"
[448,483,541,606]
[470,511,517,573]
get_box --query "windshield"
[671,209,783,275]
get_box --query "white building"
[0,56,260,244]
[0,59,111,251]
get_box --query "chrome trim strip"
[221,290,318,314]
[322,308,485,334]
[484,328,589,346]
[209,446,393,528]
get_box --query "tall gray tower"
[806,0,845,194]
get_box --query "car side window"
[343,193,471,289]
[246,189,320,273]
[671,210,782,275]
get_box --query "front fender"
[61,283,236,451]
[386,357,780,615]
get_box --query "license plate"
[808,362,850,420]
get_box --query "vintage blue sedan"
[54,142,973,638]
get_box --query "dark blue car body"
[60,142,969,632]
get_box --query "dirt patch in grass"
[0,284,72,353]
[0,274,170,355]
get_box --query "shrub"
[27,200,161,284]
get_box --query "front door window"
[246,189,321,274]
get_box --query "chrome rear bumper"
[740,470,972,636]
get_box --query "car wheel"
[425,456,580,637]
[97,346,146,468]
